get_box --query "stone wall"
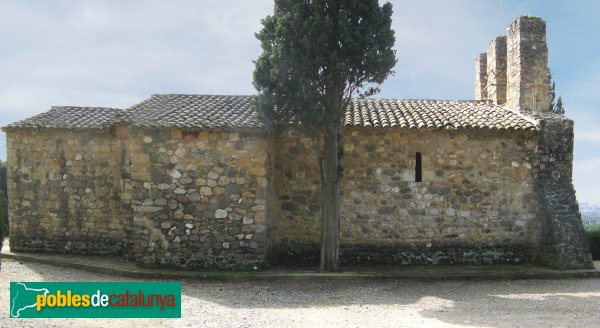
[6,129,124,255]
[270,128,542,266]
[7,118,591,270]
[270,130,322,265]
[506,16,549,111]
[474,53,488,100]
[123,127,271,269]
[486,36,507,105]
[535,115,593,269]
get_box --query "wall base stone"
[270,242,534,267]
[9,237,123,256]
[540,180,593,269]
[134,252,266,271]
[269,242,321,267]
[340,244,533,266]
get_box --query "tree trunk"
[320,124,340,272]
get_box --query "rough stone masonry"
[3,15,593,270]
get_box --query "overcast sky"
[1,0,599,203]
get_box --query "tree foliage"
[253,0,396,271]
[253,0,396,135]
[554,96,564,115]
[548,70,565,115]
[584,224,600,260]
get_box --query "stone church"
[3,16,593,270]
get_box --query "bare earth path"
[1,260,599,328]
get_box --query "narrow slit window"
[415,152,422,182]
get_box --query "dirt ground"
[1,259,599,328]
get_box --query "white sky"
[1,0,599,203]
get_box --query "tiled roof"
[5,95,539,131]
[121,94,264,129]
[122,95,535,130]
[4,106,122,130]
[345,99,537,130]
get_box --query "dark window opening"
[415,152,422,182]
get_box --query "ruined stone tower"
[474,53,487,100]
[485,36,507,104]
[476,16,549,111]
[475,15,592,269]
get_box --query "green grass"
[584,224,600,260]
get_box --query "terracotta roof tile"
[5,95,538,131]
[121,94,263,129]
[5,106,122,130]
[344,99,537,130]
